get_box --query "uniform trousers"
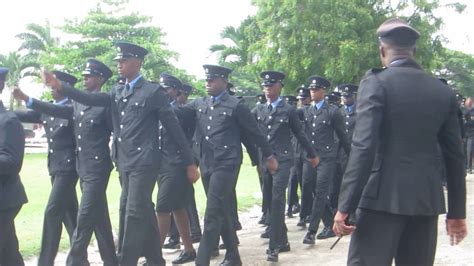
[0,207,23,266]
[66,171,117,266]
[466,137,473,170]
[329,153,347,210]
[302,158,335,232]
[38,173,78,266]
[262,160,292,250]
[348,208,438,266]
[196,164,240,265]
[287,156,303,208]
[118,169,164,266]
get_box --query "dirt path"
[26,176,473,265]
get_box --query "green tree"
[42,0,196,90]
[0,51,40,109]
[16,21,59,59]
[214,0,465,93]
[209,16,263,95]
[435,49,474,96]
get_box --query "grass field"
[16,152,262,258]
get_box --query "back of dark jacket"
[338,58,466,219]
[0,102,28,210]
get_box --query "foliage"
[210,0,466,94]
[435,49,474,96]
[209,16,263,95]
[40,0,196,91]
[0,51,40,109]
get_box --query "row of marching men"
[0,40,356,266]
[243,72,358,262]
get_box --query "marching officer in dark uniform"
[287,87,311,218]
[14,60,118,265]
[323,83,358,240]
[325,91,342,107]
[13,70,79,266]
[0,67,28,266]
[164,83,202,250]
[334,18,467,265]
[283,95,297,106]
[176,83,194,106]
[154,73,197,264]
[178,64,278,266]
[43,41,199,266]
[253,93,269,225]
[254,71,318,262]
[299,75,351,245]
[223,81,243,235]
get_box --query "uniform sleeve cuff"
[25,97,33,108]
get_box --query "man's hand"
[446,219,467,245]
[41,70,62,91]
[333,211,356,236]
[310,156,320,168]
[12,87,29,102]
[186,164,200,184]
[266,155,279,175]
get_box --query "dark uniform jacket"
[61,77,193,172]
[463,107,474,138]
[337,104,357,160]
[301,101,350,159]
[180,92,273,167]
[0,101,28,210]
[253,100,316,162]
[338,58,466,219]
[15,100,76,175]
[27,97,114,178]
[158,102,195,166]
[341,104,357,142]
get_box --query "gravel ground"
[26,175,473,265]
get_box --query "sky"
[0,0,472,95]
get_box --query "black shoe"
[211,247,220,258]
[286,207,293,218]
[297,217,306,227]
[191,234,202,243]
[258,213,267,225]
[292,203,301,214]
[279,242,291,253]
[219,259,242,266]
[260,227,270,239]
[266,249,278,262]
[163,239,181,249]
[317,227,336,239]
[303,231,316,245]
[172,250,196,264]
[235,221,242,231]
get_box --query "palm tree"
[209,17,259,68]
[0,51,40,109]
[16,22,59,58]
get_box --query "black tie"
[268,104,273,111]
[125,83,131,92]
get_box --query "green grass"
[16,153,261,258]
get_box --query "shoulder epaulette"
[371,66,387,74]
